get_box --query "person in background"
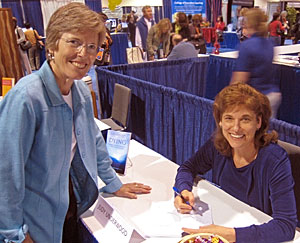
[231,8,281,118]
[147,18,172,60]
[127,14,136,47]
[237,7,248,42]
[188,14,193,24]
[215,15,226,42]
[269,12,284,46]
[167,34,198,60]
[189,14,206,54]
[12,17,32,75]
[135,5,155,58]
[174,83,297,243]
[292,12,300,44]
[94,12,113,66]
[116,14,128,33]
[280,11,289,45]
[0,3,151,243]
[172,12,190,41]
[24,22,44,71]
[200,16,210,27]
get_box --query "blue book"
[106,130,131,174]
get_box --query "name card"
[93,195,145,243]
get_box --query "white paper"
[131,199,212,238]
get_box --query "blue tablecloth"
[110,33,129,65]
[221,32,240,49]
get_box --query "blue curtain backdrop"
[206,0,222,26]
[2,0,24,26]
[85,0,102,12]
[96,67,216,165]
[104,57,208,97]
[163,0,172,20]
[22,0,44,35]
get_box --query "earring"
[47,53,54,60]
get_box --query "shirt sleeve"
[135,26,142,50]
[146,27,156,57]
[235,154,297,243]
[175,139,215,193]
[0,89,35,243]
[94,123,122,193]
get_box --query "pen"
[172,186,195,210]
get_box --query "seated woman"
[174,83,297,242]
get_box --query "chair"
[277,140,300,228]
[101,83,131,131]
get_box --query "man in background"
[135,5,155,60]
[167,34,198,60]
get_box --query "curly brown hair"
[213,83,278,157]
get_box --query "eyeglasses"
[61,38,99,54]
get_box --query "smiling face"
[219,105,261,153]
[49,31,98,86]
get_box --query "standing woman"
[189,14,206,54]
[269,12,284,46]
[231,8,282,118]
[280,11,289,46]
[215,15,226,42]
[12,17,32,75]
[0,3,151,243]
[147,18,172,60]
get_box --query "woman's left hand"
[182,224,236,243]
[114,183,152,199]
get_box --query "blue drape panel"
[205,55,235,99]
[163,0,172,20]
[207,0,222,26]
[222,32,240,49]
[85,0,102,12]
[96,67,215,164]
[270,119,300,146]
[104,57,208,97]
[110,33,128,65]
[2,1,23,26]
[277,64,300,126]
[22,0,44,35]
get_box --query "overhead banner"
[171,0,206,18]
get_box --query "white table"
[94,118,110,132]
[81,140,300,242]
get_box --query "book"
[106,130,131,174]
[2,77,15,97]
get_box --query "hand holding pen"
[173,187,195,213]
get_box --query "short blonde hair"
[245,8,268,37]
[46,3,105,56]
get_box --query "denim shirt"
[0,61,122,243]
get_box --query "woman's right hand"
[174,189,195,214]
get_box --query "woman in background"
[174,83,297,242]
[24,22,44,70]
[215,15,226,42]
[189,14,206,54]
[280,11,289,46]
[0,4,151,243]
[12,17,32,75]
[231,8,281,118]
[269,12,284,46]
[147,18,172,60]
